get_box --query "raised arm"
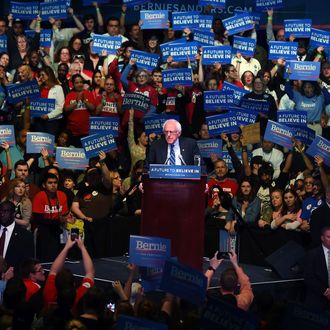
[76,236,95,280]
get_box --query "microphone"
[178,154,186,165]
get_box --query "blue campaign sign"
[162,69,193,88]
[197,139,222,158]
[140,266,163,292]
[204,91,235,111]
[268,41,298,60]
[234,9,261,27]
[202,46,232,65]
[0,125,15,146]
[264,120,293,150]
[200,296,257,329]
[144,114,179,135]
[198,0,226,8]
[198,15,213,31]
[40,1,68,20]
[172,11,199,31]
[206,113,239,136]
[221,150,249,170]
[306,135,330,166]
[284,19,312,38]
[129,235,171,268]
[30,98,56,117]
[130,50,160,70]
[149,165,201,180]
[0,35,7,52]
[193,30,215,46]
[89,117,119,136]
[255,0,284,11]
[10,1,39,20]
[117,316,167,330]
[140,10,168,29]
[310,28,330,51]
[159,259,207,305]
[26,132,55,154]
[285,61,321,81]
[168,42,199,61]
[122,93,150,113]
[81,132,117,159]
[40,29,52,48]
[232,108,258,126]
[25,29,36,39]
[6,80,40,103]
[240,98,270,113]
[160,38,187,59]
[290,125,315,145]
[277,110,307,126]
[232,36,256,57]
[56,147,88,169]
[222,12,254,36]
[222,81,249,105]
[91,34,122,55]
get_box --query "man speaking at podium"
[146,119,201,166]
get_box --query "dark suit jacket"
[310,204,330,247]
[304,245,330,310]
[5,224,34,269]
[146,137,201,167]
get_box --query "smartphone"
[107,302,116,312]
[70,228,79,241]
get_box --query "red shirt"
[23,278,41,301]
[207,177,239,207]
[96,93,123,117]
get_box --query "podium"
[141,175,206,271]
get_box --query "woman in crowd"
[90,70,104,99]
[68,35,84,58]
[54,46,72,68]
[5,178,32,230]
[241,70,255,91]
[84,40,105,73]
[0,142,12,200]
[0,52,13,83]
[145,35,161,55]
[63,74,96,146]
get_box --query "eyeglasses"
[164,130,178,135]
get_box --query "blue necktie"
[169,144,175,165]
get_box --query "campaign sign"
[130,50,160,70]
[290,125,315,146]
[144,114,179,135]
[40,1,68,20]
[40,29,52,48]
[240,98,270,113]
[204,91,235,111]
[277,110,307,126]
[234,9,261,27]
[159,259,207,305]
[233,108,258,126]
[30,98,56,117]
[81,133,117,159]
[172,11,200,31]
[285,61,321,81]
[310,28,330,51]
[123,0,150,6]
[24,29,36,39]
[162,69,193,88]
[232,36,256,57]
[0,125,15,146]
[140,266,163,292]
[168,42,199,61]
[206,113,239,136]
[222,82,249,105]
[284,19,312,38]
[306,135,330,166]
[264,120,293,150]
[268,41,298,60]
[89,117,119,136]
[26,132,55,154]
[117,316,167,330]
[202,46,232,65]
[129,235,171,268]
[91,34,122,55]
[255,0,284,11]
[222,13,254,36]
[0,35,7,53]
[56,147,88,169]
[160,38,187,59]
[140,10,168,29]
[149,165,201,180]
[198,15,213,31]
[221,150,243,170]
[198,0,226,8]
[10,1,39,20]
[200,296,257,329]
[193,30,215,46]
[122,93,150,113]
[6,80,40,103]
[197,139,222,158]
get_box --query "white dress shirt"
[0,222,15,258]
[166,140,182,165]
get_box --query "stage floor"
[42,256,303,289]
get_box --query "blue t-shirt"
[301,196,324,221]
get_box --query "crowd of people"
[0,0,329,328]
